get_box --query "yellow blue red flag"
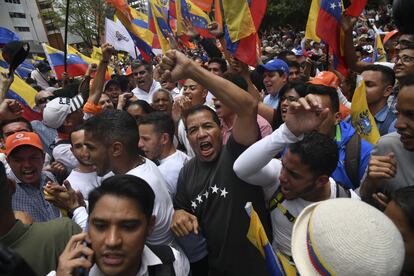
[42,43,88,79]
[176,0,213,38]
[223,0,266,66]
[0,54,41,121]
[351,79,380,144]
[107,0,155,61]
[245,202,285,276]
[149,0,174,53]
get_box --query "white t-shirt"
[233,123,360,256]
[127,158,175,246]
[269,179,359,256]
[158,150,189,198]
[177,120,195,158]
[66,170,101,198]
[132,80,161,103]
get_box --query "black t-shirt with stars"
[174,136,271,276]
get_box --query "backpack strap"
[345,132,361,188]
[147,245,176,276]
[336,182,352,198]
[268,186,296,223]
[378,110,397,136]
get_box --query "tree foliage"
[51,0,114,48]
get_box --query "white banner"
[105,18,138,59]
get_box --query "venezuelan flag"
[0,56,34,79]
[42,43,88,79]
[223,0,266,66]
[176,0,213,38]
[351,80,380,144]
[222,0,256,42]
[191,0,213,12]
[91,46,102,61]
[107,0,155,61]
[0,56,41,121]
[67,45,113,79]
[245,202,286,276]
[305,0,321,42]
[373,33,386,62]
[149,0,174,54]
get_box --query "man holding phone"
[53,175,189,276]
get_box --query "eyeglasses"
[280,95,299,103]
[396,55,414,64]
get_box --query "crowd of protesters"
[1,2,414,276]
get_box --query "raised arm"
[88,43,114,104]
[341,15,370,74]
[159,50,258,146]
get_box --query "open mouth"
[199,141,213,157]
[22,169,36,178]
[102,253,125,266]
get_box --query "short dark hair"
[69,124,85,146]
[274,81,308,129]
[132,60,153,72]
[185,105,221,131]
[139,112,175,142]
[288,131,339,178]
[223,72,248,91]
[0,117,33,138]
[362,64,396,87]
[125,100,155,114]
[286,60,300,70]
[88,175,155,220]
[306,84,340,112]
[208,57,228,73]
[83,109,140,156]
[278,50,296,62]
[392,186,414,230]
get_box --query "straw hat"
[291,198,404,276]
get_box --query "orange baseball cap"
[308,71,340,89]
[5,132,43,156]
[125,66,133,76]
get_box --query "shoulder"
[34,217,81,235]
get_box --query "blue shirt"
[374,105,397,135]
[11,171,60,222]
[263,94,280,109]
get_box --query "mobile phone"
[76,222,90,276]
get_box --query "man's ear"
[160,133,169,145]
[315,175,330,189]
[383,85,394,98]
[147,215,156,236]
[334,111,341,125]
[111,141,124,158]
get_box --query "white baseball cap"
[42,95,84,129]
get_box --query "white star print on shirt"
[203,191,209,199]
[220,188,228,198]
[191,201,197,209]
[196,195,203,203]
[211,185,219,193]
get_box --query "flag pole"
[325,44,330,70]
[63,0,70,74]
